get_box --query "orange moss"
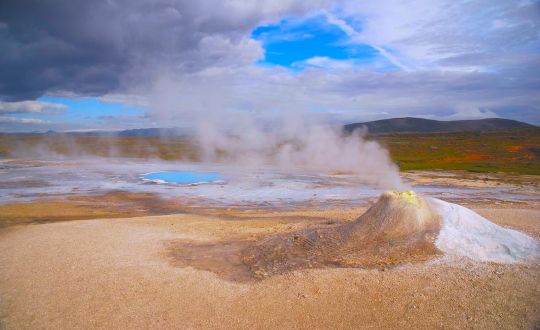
[507,145,525,152]
[440,154,492,162]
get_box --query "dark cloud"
[0,0,322,101]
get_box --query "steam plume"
[147,75,404,189]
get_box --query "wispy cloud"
[324,13,411,71]
[0,116,51,124]
[0,101,67,115]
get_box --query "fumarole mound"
[242,191,539,279]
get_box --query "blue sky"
[252,15,380,68]
[5,97,146,131]
[38,97,144,122]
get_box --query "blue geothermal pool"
[142,171,225,185]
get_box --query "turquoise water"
[142,171,224,184]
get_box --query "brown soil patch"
[402,170,540,189]
[0,191,189,228]
[0,179,50,189]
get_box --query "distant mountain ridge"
[36,127,186,137]
[115,128,184,137]
[343,117,537,134]
[4,117,536,136]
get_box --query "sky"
[0,0,539,132]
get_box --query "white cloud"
[0,116,51,124]
[431,106,499,121]
[335,0,540,71]
[295,56,356,70]
[325,13,411,71]
[133,0,538,126]
[139,58,540,127]
[197,35,264,68]
[0,100,67,115]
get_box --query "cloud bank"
[1,0,539,126]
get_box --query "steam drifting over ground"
[196,120,402,189]
[147,76,404,190]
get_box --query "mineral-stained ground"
[1,188,539,329]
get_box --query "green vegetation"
[1,128,539,175]
[376,129,540,175]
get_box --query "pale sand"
[1,206,539,329]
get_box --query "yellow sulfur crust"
[385,190,420,206]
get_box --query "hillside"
[344,117,537,134]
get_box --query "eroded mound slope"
[241,191,442,279]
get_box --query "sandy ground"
[402,170,540,192]
[1,202,539,329]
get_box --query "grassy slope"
[376,129,540,175]
[1,128,539,175]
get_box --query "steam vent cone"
[242,191,539,280]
